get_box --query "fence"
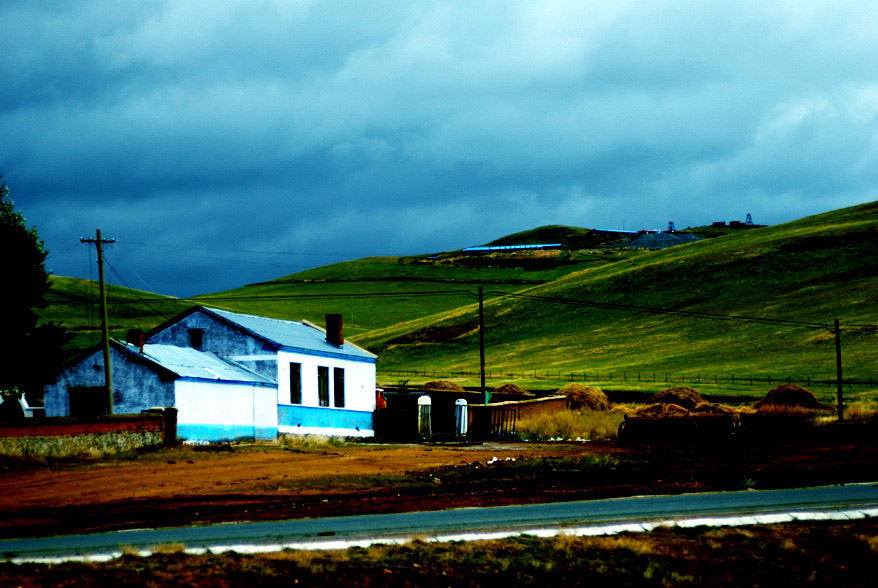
[0,409,177,447]
[382,369,876,390]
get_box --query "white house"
[44,341,277,441]
[45,306,379,441]
[147,307,378,437]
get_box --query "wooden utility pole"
[834,318,844,421]
[81,229,116,414]
[478,286,487,405]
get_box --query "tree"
[0,176,69,414]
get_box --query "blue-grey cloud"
[2,1,877,297]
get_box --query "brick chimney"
[126,329,145,353]
[326,314,344,347]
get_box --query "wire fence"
[381,369,876,390]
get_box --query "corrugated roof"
[122,343,275,385]
[204,307,377,362]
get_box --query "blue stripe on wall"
[178,424,278,442]
[278,404,373,433]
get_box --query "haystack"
[754,384,834,413]
[420,380,466,392]
[648,386,705,410]
[632,403,690,418]
[492,383,531,396]
[557,383,611,411]
[690,402,737,417]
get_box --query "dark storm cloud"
[2,1,878,296]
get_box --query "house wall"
[45,347,175,417]
[148,311,278,382]
[175,380,278,442]
[276,349,376,437]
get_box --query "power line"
[46,289,481,306]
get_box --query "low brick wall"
[0,410,177,446]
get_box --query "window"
[189,328,203,349]
[333,367,345,408]
[68,386,109,416]
[289,362,302,404]
[318,366,330,407]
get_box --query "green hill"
[39,202,877,405]
[193,254,624,336]
[40,277,191,359]
[354,202,878,400]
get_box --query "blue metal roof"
[121,342,275,385]
[204,307,377,363]
[462,243,562,252]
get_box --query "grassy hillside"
[39,202,877,405]
[193,254,628,336]
[484,224,631,249]
[355,202,878,400]
[40,277,191,358]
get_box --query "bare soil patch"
[1,420,877,540]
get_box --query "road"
[3,483,877,562]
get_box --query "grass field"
[37,202,878,401]
[355,202,878,400]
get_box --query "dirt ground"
[2,421,877,540]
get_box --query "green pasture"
[37,201,877,404]
[357,202,878,399]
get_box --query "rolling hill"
[353,201,878,399]
[40,202,877,402]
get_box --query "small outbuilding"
[45,341,277,442]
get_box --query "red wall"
[0,412,172,441]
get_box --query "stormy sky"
[2,1,877,297]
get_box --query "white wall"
[175,380,278,441]
[276,350,376,412]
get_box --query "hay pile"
[492,383,531,395]
[647,386,705,410]
[690,402,737,417]
[557,383,611,411]
[754,384,834,413]
[632,403,690,418]
[420,380,465,392]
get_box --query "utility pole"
[834,318,844,421]
[478,286,488,405]
[81,229,116,415]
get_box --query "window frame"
[289,362,302,404]
[317,366,330,407]
[333,367,345,408]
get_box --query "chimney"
[126,329,145,353]
[326,314,344,347]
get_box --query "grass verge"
[2,520,877,586]
[517,410,625,441]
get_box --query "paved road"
[3,483,877,562]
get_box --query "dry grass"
[648,386,705,409]
[845,401,878,420]
[277,434,347,452]
[493,383,531,395]
[557,383,611,411]
[518,409,624,441]
[421,380,465,392]
[754,384,835,412]
[13,520,878,587]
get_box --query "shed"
[44,341,277,442]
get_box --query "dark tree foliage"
[0,177,69,406]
